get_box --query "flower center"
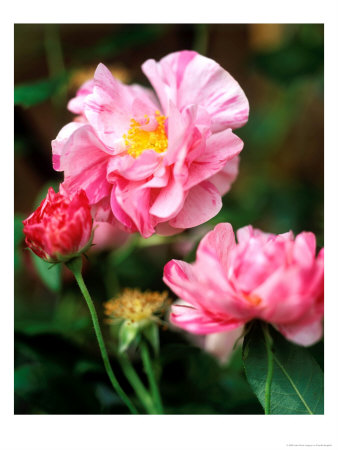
[123,111,168,158]
[104,288,168,323]
[243,293,262,306]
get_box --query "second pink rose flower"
[52,51,249,237]
[163,223,324,347]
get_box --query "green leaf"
[243,322,324,414]
[14,214,24,271]
[75,25,164,62]
[15,363,47,394]
[33,180,61,209]
[95,383,123,408]
[118,321,139,353]
[252,27,323,85]
[14,74,68,107]
[73,360,102,376]
[14,317,90,337]
[31,252,62,292]
[14,214,24,247]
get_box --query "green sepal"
[118,321,140,354]
[65,256,83,276]
[142,322,159,356]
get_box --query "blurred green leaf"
[75,25,165,62]
[14,137,28,156]
[15,317,90,337]
[243,322,324,414]
[15,363,47,394]
[15,320,56,336]
[73,360,102,376]
[253,25,323,84]
[159,338,260,414]
[95,383,123,409]
[111,237,139,266]
[227,344,245,372]
[31,253,62,292]
[193,24,208,54]
[14,214,24,247]
[114,247,164,290]
[15,291,90,339]
[14,73,68,107]
[218,371,257,411]
[14,214,24,272]
[34,180,61,208]
[242,103,295,150]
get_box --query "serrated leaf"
[31,252,62,292]
[243,322,324,414]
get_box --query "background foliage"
[14,24,324,414]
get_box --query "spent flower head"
[104,288,169,325]
[104,288,169,354]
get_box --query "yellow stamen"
[243,293,262,306]
[104,288,168,324]
[123,111,168,158]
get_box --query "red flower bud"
[23,187,93,263]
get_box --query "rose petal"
[170,304,243,335]
[169,181,222,229]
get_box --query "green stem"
[66,257,138,414]
[43,24,67,114]
[193,24,209,54]
[140,340,163,414]
[119,354,157,414]
[262,323,274,415]
[44,24,65,78]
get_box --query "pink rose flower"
[52,51,249,238]
[23,187,93,263]
[163,223,324,346]
[67,79,94,116]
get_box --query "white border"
[3,0,338,449]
